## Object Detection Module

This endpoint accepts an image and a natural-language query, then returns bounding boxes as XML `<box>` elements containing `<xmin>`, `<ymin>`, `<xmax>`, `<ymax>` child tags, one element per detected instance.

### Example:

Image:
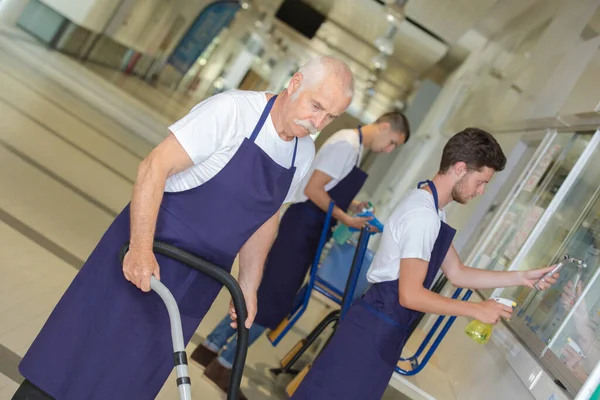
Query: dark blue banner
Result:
<box><xmin>168</xmin><ymin>0</ymin><xmax>240</xmax><ymax>74</ymax></box>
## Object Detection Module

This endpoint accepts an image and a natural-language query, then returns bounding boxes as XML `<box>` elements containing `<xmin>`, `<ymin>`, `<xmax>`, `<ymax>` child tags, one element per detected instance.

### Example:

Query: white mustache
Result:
<box><xmin>294</xmin><ymin>119</ymin><xmax>318</xmax><ymax>134</ymax></box>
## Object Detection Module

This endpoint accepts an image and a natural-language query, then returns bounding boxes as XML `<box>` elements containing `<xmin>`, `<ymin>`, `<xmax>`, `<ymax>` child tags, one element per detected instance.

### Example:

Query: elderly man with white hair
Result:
<box><xmin>13</xmin><ymin>55</ymin><xmax>355</xmax><ymax>400</ymax></box>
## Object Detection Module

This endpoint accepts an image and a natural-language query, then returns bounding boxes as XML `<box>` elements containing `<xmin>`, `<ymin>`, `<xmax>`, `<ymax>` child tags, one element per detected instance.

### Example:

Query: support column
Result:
<box><xmin>268</xmin><ymin>56</ymin><xmax>296</xmax><ymax>92</ymax></box>
<box><xmin>221</xmin><ymin>31</ymin><xmax>263</xmax><ymax>90</ymax></box>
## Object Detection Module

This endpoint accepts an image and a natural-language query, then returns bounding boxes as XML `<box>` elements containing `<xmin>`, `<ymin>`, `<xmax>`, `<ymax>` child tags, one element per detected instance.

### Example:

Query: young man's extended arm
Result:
<box><xmin>440</xmin><ymin>245</ymin><xmax>558</xmax><ymax>290</ymax></box>
<box><xmin>390</xmin><ymin>208</ymin><xmax>512</xmax><ymax>324</ymax></box>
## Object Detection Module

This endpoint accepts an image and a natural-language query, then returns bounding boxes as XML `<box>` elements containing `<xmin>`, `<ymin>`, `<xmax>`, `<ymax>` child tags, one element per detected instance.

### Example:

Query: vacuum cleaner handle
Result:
<box><xmin>120</xmin><ymin>241</ymin><xmax>248</xmax><ymax>400</ymax></box>
<box><xmin>148</xmin><ymin>275</ymin><xmax>192</xmax><ymax>400</ymax></box>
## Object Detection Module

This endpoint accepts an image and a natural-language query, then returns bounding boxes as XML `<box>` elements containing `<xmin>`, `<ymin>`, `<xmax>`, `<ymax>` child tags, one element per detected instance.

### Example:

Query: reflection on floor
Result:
<box><xmin>84</xmin><ymin>62</ymin><xmax>202</xmax><ymax>124</ymax></box>
<box><xmin>0</xmin><ymin>24</ymin><xmax>415</xmax><ymax>400</ymax></box>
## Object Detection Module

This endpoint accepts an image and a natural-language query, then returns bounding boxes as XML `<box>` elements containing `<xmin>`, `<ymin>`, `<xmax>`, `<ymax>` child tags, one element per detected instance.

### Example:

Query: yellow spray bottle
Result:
<box><xmin>465</xmin><ymin>297</ymin><xmax>517</xmax><ymax>344</ymax></box>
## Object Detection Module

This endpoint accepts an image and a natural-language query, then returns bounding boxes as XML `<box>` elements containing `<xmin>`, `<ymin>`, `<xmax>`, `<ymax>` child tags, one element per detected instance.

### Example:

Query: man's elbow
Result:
<box><xmin>398</xmin><ymin>289</ymin><xmax>415</xmax><ymax>309</ymax></box>
<box><xmin>444</xmin><ymin>267</ymin><xmax>466</xmax><ymax>288</ymax></box>
<box><xmin>304</xmin><ymin>185</ymin><xmax>320</xmax><ymax>203</ymax></box>
<box><xmin>138</xmin><ymin>150</ymin><xmax>170</xmax><ymax>182</ymax></box>
<box><xmin>303</xmin><ymin>184</ymin><xmax>314</xmax><ymax>198</ymax></box>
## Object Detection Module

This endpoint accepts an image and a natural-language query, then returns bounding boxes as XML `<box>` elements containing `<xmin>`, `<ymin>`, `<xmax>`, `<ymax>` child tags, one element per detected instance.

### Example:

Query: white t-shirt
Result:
<box><xmin>164</xmin><ymin>90</ymin><xmax>315</xmax><ymax>204</ymax></box>
<box><xmin>293</xmin><ymin>128</ymin><xmax>363</xmax><ymax>203</ymax></box>
<box><xmin>366</xmin><ymin>188</ymin><xmax>447</xmax><ymax>283</ymax></box>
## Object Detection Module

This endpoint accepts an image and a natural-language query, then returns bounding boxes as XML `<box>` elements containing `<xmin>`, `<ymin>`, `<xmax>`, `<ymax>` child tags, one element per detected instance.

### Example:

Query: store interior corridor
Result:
<box><xmin>3</xmin><ymin>0</ymin><xmax>600</xmax><ymax>398</ymax></box>
<box><xmin>0</xmin><ymin>22</ymin><xmax>420</xmax><ymax>400</ymax></box>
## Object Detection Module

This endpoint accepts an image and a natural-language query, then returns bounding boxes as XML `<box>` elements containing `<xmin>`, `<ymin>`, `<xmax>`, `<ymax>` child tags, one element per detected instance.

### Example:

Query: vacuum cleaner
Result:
<box><xmin>120</xmin><ymin>241</ymin><xmax>248</xmax><ymax>400</ymax></box>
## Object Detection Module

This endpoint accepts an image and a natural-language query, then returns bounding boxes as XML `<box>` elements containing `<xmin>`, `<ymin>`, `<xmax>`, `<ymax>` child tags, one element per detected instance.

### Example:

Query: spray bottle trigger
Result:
<box><xmin>492</xmin><ymin>297</ymin><xmax>517</xmax><ymax>308</ymax></box>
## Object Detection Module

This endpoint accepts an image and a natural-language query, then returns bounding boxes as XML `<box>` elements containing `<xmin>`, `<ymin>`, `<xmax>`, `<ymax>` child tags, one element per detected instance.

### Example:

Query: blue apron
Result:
<box><xmin>19</xmin><ymin>95</ymin><xmax>298</xmax><ymax>400</ymax></box>
<box><xmin>254</xmin><ymin>127</ymin><xmax>368</xmax><ymax>329</ymax></box>
<box><xmin>291</xmin><ymin>180</ymin><xmax>456</xmax><ymax>400</ymax></box>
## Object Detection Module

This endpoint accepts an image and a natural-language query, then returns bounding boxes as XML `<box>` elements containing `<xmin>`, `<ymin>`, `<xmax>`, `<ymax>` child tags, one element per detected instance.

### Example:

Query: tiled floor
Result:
<box><xmin>83</xmin><ymin>62</ymin><xmax>203</xmax><ymax>124</ymax></box>
<box><xmin>0</xmin><ymin>24</ymin><xmax>434</xmax><ymax>400</ymax></box>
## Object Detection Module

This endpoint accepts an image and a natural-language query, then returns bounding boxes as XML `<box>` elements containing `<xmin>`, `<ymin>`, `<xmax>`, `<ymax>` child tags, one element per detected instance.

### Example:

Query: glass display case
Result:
<box><xmin>467</xmin><ymin>130</ymin><xmax>596</xmax><ymax>299</ymax></box>
<box><xmin>468</xmin><ymin>129</ymin><xmax>600</xmax><ymax>398</ymax></box>
<box><xmin>458</xmin><ymin>131</ymin><xmax>547</xmax><ymax>259</ymax></box>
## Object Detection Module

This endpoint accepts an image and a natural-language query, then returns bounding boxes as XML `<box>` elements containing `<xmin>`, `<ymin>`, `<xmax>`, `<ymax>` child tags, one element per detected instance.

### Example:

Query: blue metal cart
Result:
<box><xmin>267</xmin><ymin>201</ymin><xmax>375</xmax><ymax>347</ymax></box>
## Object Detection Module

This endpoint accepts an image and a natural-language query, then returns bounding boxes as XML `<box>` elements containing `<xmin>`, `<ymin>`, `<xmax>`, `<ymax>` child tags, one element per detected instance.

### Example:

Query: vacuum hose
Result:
<box><xmin>120</xmin><ymin>241</ymin><xmax>248</xmax><ymax>400</ymax></box>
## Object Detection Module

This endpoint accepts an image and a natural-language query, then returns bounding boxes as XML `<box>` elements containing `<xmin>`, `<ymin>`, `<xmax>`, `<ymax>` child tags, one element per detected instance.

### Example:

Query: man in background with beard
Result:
<box><xmin>291</xmin><ymin>127</ymin><xmax>560</xmax><ymax>400</ymax></box>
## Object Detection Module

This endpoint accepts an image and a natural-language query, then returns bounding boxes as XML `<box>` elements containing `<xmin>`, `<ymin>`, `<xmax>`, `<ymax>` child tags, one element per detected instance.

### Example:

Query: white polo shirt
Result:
<box><xmin>366</xmin><ymin>188</ymin><xmax>447</xmax><ymax>283</ymax></box>
<box><xmin>293</xmin><ymin>128</ymin><xmax>363</xmax><ymax>203</ymax></box>
<box><xmin>164</xmin><ymin>89</ymin><xmax>315</xmax><ymax>204</ymax></box>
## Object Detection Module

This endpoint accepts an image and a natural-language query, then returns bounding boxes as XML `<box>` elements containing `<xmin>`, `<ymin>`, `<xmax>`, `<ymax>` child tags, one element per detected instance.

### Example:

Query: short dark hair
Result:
<box><xmin>376</xmin><ymin>111</ymin><xmax>411</xmax><ymax>143</ymax></box>
<box><xmin>439</xmin><ymin>127</ymin><xmax>506</xmax><ymax>173</ymax></box>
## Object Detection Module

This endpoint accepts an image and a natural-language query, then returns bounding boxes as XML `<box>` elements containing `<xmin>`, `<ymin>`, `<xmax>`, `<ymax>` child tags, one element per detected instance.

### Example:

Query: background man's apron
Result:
<box><xmin>254</xmin><ymin>128</ymin><xmax>368</xmax><ymax>329</ymax></box>
<box><xmin>18</xmin><ymin>95</ymin><xmax>298</xmax><ymax>400</ymax></box>
<box><xmin>291</xmin><ymin>180</ymin><xmax>456</xmax><ymax>400</ymax></box>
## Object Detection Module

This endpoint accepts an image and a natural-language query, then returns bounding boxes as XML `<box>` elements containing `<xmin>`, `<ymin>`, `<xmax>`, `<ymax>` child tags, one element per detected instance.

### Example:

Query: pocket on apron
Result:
<box><xmin>373</xmin><ymin>317</ymin><xmax>408</xmax><ymax>368</ymax></box>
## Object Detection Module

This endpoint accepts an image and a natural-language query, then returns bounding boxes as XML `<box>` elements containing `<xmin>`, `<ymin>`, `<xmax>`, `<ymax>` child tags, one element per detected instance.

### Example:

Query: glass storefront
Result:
<box><xmin>468</xmin><ymin>131</ymin><xmax>595</xmax><ymax>297</ymax></box>
<box><xmin>458</xmin><ymin>131</ymin><xmax>546</xmax><ymax>260</ymax></box>
<box><xmin>465</xmin><ymin>129</ymin><xmax>600</xmax><ymax>398</ymax></box>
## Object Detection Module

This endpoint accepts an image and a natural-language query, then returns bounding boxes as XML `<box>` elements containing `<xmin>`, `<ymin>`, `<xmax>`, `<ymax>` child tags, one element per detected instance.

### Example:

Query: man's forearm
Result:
<box><xmin>400</xmin><ymin>285</ymin><xmax>479</xmax><ymax>318</ymax></box>
<box><xmin>238</xmin><ymin>213</ymin><xmax>279</xmax><ymax>291</ymax></box>
<box><xmin>305</xmin><ymin>187</ymin><xmax>346</xmax><ymax>221</ymax></box>
<box><xmin>448</xmin><ymin>264</ymin><xmax>524</xmax><ymax>290</ymax></box>
<box><xmin>129</xmin><ymin>158</ymin><xmax>168</xmax><ymax>251</ymax></box>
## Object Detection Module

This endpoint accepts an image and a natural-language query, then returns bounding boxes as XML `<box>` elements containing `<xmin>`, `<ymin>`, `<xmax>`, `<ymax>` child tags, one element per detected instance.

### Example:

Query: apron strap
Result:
<box><xmin>356</xmin><ymin>125</ymin><xmax>364</xmax><ymax>167</ymax></box>
<box><xmin>417</xmin><ymin>180</ymin><xmax>439</xmax><ymax>211</ymax></box>
<box><xmin>249</xmin><ymin>94</ymin><xmax>277</xmax><ymax>142</ymax></box>
<box><xmin>291</xmin><ymin>137</ymin><xmax>298</xmax><ymax>168</ymax></box>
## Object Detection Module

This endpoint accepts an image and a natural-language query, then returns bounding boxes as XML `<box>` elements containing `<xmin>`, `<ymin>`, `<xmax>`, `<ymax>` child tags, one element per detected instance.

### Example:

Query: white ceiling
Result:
<box><xmin>404</xmin><ymin>0</ymin><xmax>500</xmax><ymax>43</ymax></box>
<box><xmin>241</xmin><ymin>0</ymin><xmax>551</xmax><ymax>119</ymax></box>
